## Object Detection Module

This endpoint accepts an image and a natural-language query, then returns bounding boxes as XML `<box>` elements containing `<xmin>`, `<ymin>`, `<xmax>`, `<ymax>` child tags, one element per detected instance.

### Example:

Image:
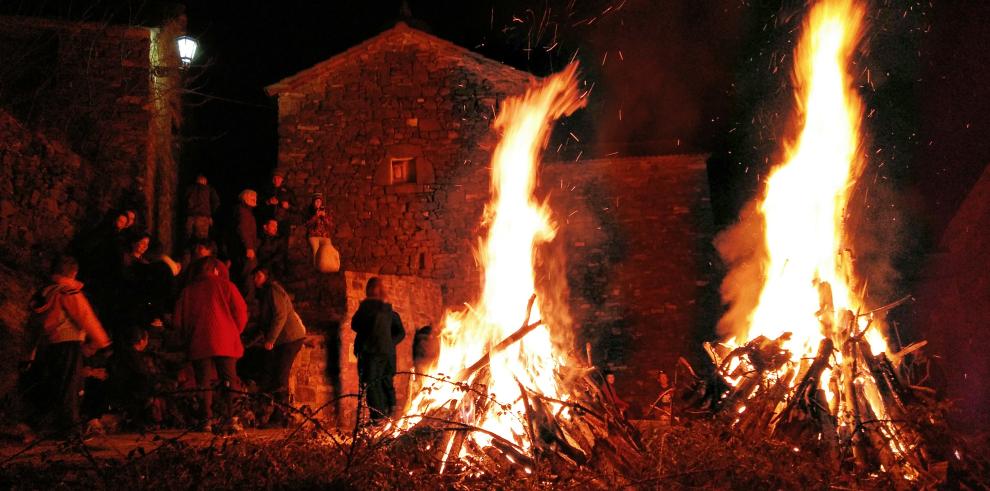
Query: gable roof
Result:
<box><xmin>265</xmin><ymin>21</ymin><xmax>534</xmax><ymax>95</ymax></box>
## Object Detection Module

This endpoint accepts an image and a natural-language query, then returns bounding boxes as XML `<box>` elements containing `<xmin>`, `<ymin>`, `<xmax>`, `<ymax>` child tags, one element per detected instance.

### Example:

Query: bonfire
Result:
<box><xmin>390</xmin><ymin>63</ymin><xmax>643</xmax><ymax>475</ymax></box>
<box><xmin>702</xmin><ymin>0</ymin><xmax>942</xmax><ymax>485</ymax></box>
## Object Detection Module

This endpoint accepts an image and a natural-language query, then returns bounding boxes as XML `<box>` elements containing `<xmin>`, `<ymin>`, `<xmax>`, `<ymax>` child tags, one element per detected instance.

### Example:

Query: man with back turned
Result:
<box><xmin>351</xmin><ymin>277</ymin><xmax>405</xmax><ymax>422</ymax></box>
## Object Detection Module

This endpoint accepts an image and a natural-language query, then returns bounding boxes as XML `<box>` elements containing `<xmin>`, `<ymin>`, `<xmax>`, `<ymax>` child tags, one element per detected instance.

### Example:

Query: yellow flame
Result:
<box><xmin>398</xmin><ymin>63</ymin><xmax>586</xmax><ymax>454</ymax></box>
<box><xmin>741</xmin><ymin>0</ymin><xmax>881</xmax><ymax>356</ymax></box>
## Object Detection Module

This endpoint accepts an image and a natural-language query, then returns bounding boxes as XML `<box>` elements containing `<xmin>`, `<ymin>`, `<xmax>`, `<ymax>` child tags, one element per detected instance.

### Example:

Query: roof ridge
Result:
<box><xmin>266</xmin><ymin>21</ymin><xmax>532</xmax><ymax>95</ymax></box>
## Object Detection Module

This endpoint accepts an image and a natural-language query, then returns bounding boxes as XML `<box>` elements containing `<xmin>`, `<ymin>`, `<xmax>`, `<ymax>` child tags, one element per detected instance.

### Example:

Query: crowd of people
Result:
<box><xmin>18</xmin><ymin>171</ymin><xmax>326</xmax><ymax>438</ymax></box>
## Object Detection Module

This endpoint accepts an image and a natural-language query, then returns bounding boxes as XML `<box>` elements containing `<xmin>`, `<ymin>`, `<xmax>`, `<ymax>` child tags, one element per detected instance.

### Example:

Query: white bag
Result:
<box><xmin>315</xmin><ymin>240</ymin><xmax>341</xmax><ymax>273</ymax></box>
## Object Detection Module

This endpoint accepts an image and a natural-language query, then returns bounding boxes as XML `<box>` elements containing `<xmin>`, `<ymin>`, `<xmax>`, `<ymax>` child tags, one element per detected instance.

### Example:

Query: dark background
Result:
<box><xmin>3</xmin><ymin>0</ymin><xmax>990</xmax><ymax>312</ymax></box>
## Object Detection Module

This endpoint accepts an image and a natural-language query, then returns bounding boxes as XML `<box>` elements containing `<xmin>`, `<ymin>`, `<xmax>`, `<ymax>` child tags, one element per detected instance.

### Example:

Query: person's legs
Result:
<box><xmin>213</xmin><ymin>357</ymin><xmax>241</xmax><ymax>423</ymax></box>
<box><xmin>48</xmin><ymin>342</ymin><xmax>84</xmax><ymax>433</ymax></box>
<box><xmin>193</xmin><ymin>216</ymin><xmax>212</xmax><ymax>240</ymax></box>
<box><xmin>307</xmin><ymin>236</ymin><xmax>321</xmax><ymax>263</ymax></box>
<box><xmin>192</xmin><ymin>358</ymin><xmax>216</xmax><ymax>422</ymax></box>
<box><xmin>382</xmin><ymin>355</ymin><xmax>397</xmax><ymax>416</ymax></box>
<box><xmin>362</xmin><ymin>354</ymin><xmax>389</xmax><ymax>421</ymax></box>
<box><xmin>268</xmin><ymin>340</ymin><xmax>303</xmax><ymax>425</ymax></box>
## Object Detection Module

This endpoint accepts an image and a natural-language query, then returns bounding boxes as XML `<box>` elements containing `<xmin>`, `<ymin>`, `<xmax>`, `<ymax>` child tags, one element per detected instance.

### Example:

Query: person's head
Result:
<box><xmin>262</xmin><ymin>219</ymin><xmax>278</xmax><ymax>237</ymax></box>
<box><xmin>124</xmin><ymin>209</ymin><xmax>137</xmax><ymax>228</ymax></box>
<box><xmin>128</xmin><ymin>327</ymin><xmax>149</xmax><ymax>352</ymax></box>
<box><xmin>130</xmin><ymin>233</ymin><xmax>151</xmax><ymax>257</ymax></box>
<box><xmin>196</xmin><ymin>174</ymin><xmax>208</xmax><ymax>185</ymax></box>
<box><xmin>272</xmin><ymin>172</ymin><xmax>284</xmax><ymax>188</ymax></box>
<box><xmin>52</xmin><ymin>255</ymin><xmax>79</xmax><ymax>279</ymax></box>
<box><xmin>658</xmin><ymin>371</ymin><xmax>669</xmax><ymax>387</ymax></box>
<box><xmin>113</xmin><ymin>211</ymin><xmax>129</xmax><ymax>231</ymax></box>
<box><xmin>252</xmin><ymin>267</ymin><xmax>269</xmax><ymax>289</ymax></box>
<box><xmin>191</xmin><ymin>257</ymin><xmax>224</xmax><ymax>279</ymax></box>
<box><xmin>240</xmin><ymin>189</ymin><xmax>257</xmax><ymax>207</ymax></box>
<box><xmin>604</xmin><ymin>370</ymin><xmax>616</xmax><ymax>385</ymax></box>
<box><xmin>191</xmin><ymin>239</ymin><xmax>213</xmax><ymax>260</ymax></box>
<box><xmin>311</xmin><ymin>193</ymin><xmax>323</xmax><ymax>210</ymax></box>
<box><xmin>365</xmin><ymin>277</ymin><xmax>384</xmax><ymax>300</ymax></box>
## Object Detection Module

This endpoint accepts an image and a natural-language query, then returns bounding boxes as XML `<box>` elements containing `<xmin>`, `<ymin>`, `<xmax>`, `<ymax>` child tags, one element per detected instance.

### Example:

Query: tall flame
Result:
<box><xmin>397</xmin><ymin>63</ymin><xmax>586</xmax><ymax>458</ymax></box>
<box><xmin>715</xmin><ymin>0</ymin><xmax>923</xmax><ymax>477</ymax></box>
<box><xmin>738</xmin><ymin>0</ymin><xmax>886</xmax><ymax>365</ymax></box>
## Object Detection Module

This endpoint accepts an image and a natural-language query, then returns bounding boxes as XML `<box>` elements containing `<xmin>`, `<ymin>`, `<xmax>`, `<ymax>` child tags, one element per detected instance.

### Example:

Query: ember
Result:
<box><xmin>703</xmin><ymin>0</ymin><xmax>941</xmax><ymax>484</ymax></box>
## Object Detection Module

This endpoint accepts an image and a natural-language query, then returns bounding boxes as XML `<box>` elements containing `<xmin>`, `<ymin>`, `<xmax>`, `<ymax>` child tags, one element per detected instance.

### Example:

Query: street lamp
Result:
<box><xmin>176</xmin><ymin>35</ymin><xmax>199</xmax><ymax>67</ymax></box>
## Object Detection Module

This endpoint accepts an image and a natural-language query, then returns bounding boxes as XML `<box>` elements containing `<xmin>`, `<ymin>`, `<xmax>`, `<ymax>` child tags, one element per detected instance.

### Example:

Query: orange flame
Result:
<box><xmin>397</xmin><ymin>63</ymin><xmax>586</xmax><ymax>459</ymax></box>
<box><xmin>732</xmin><ymin>0</ymin><xmax>887</xmax><ymax>370</ymax></box>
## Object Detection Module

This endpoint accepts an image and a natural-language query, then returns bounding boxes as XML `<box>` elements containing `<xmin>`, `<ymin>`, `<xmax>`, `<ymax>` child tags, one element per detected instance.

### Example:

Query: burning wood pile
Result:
<box><xmin>388</xmin><ymin>63</ymin><xmax>643</xmax><ymax>477</ymax></box>
<box><xmin>695</xmin><ymin>0</ymin><xmax>945</xmax><ymax>485</ymax></box>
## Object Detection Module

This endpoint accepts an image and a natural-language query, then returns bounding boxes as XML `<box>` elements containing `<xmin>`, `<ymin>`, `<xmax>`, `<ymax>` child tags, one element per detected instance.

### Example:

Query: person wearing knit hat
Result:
<box><xmin>305</xmin><ymin>193</ymin><xmax>339</xmax><ymax>273</ymax></box>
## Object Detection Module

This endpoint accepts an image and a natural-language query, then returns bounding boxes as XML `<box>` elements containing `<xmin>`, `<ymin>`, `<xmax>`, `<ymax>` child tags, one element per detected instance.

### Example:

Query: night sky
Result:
<box><xmin>4</xmin><ymin>0</ymin><xmax>990</xmax><ymax>276</ymax></box>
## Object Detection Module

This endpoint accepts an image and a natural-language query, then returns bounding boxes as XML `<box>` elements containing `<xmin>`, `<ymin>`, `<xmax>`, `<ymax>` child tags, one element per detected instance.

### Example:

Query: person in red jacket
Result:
<box><xmin>173</xmin><ymin>257</ymin><xmax>248</xmax><ymax>431</ymax></box>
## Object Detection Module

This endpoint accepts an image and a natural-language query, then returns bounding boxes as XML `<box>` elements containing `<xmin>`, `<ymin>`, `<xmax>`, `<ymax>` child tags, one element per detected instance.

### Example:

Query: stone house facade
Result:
<box><xmin>266</xmin><ymin>23</ymin><xmax>718</xmax><ymax>418</ymax></box>
<box><xmin>266</xmin><ymin>21</ymin><xmax>534</xmax><ymax>309</ymax></box>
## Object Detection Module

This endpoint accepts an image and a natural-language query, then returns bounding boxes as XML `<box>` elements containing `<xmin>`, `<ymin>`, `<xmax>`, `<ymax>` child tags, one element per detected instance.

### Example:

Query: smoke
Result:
<box><xmin>713</xmin><ymin>199</ymin><xmax>768</xmax><ymax>341</ymax></box>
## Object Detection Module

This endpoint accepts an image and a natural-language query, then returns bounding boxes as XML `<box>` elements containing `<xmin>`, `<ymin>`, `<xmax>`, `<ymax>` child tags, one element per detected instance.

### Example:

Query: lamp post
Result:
<box><xmin>175</xmin><ymin>35</ymin><xmax>199</xmax><ymax>67</ymax></box>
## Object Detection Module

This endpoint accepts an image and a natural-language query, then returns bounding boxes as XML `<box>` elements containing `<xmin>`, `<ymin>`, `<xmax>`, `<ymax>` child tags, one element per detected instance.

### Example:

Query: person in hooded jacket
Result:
<box><xmin>350</xmin><ymin>277</ymin><xmax>405</xmax><ymax>421</ymax></box>
<box><xmin>173</xmin><ymin>257</ymin><xmax>248</xmax><ymax>431</ymax></box>
<box><xmin>22</xmin><ymin>255</ymin><xmax>112</xmax><ymax>434</ymax></box>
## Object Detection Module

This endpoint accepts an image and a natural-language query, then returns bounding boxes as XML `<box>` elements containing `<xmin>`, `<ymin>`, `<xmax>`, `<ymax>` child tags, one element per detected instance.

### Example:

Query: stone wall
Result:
<box><xmin>0</xmin><ymin>109</ymin><xmax>89</xmax><ymax>272</ymax></box>
<box><xmin>0</xmin><ymin>15</ymin><xmax>183</xmax><ymax>251</ymax></box>
<box><xmin>270</xmin><ymin>23</ymin><xmax>532</xmax><ymax>308</ymax></box>
<box><xmin>539</xmin><ymin>155</ymin><xmax>718</xmax><ymax>415</ymax></box>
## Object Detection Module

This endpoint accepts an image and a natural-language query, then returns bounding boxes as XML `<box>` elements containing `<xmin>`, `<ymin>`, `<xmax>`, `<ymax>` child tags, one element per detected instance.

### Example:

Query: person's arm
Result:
<box><xmin>391</xmin><ymin>311</ymin><xmax>406</xmax><ymax>345</ymax></box>
<box><xmin>210</xmin><ymin>187</ymin><xmax>221</xmax><ymax>215</ymax></box>
<box><xmin>229</xmin><ymin>283</ymin><xmax>249</xmax><ymax>333</ymax></box>
<box><xmin>62</xmin><ymin>291</ymin><xmax>111</xmax><ymax>350</ymax></box>
<box><xmin>264</xmin><ymin>286</ymin><xmax>290</xmax><ymax>348</ymax></box>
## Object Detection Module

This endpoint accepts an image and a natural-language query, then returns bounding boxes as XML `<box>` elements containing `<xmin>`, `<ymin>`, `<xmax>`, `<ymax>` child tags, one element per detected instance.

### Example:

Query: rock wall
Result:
<box><xmin>539</xmin><ymin>155</ymin><xmax>718</xmax><ymax>415</ymax></box>
<box><xmin>0</xmin><ymin>109</ymin><xmax>89</xmax><ymax>272</ymax></box>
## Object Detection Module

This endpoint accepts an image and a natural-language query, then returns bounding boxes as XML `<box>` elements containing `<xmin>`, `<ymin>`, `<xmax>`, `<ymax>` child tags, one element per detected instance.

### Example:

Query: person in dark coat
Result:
<box><xmin>259</xmin><ymin>170</ymin><xmax>294</xmax><ymax>223</ymax></box>
<box><xmin>229</xmin><ymin>189</ymin><xmax>258</xmax><ymax>294</ymax></box>
<box><xmin>256</xmin><ymin>219</ymin><xmax>288</xmax><ymax>279</ymax></box>
<box><xmin>351</xmin><ymin>277</ymin><xmax>405</xmax><ymax>421</ymax></box>
<box><xmin>252</xmin><ymin>267</ymin><xmax>306</xmax><ymax>426</ymax></box>
<box><xmin>183</xmin><ymin>174</ymin><xmax>220</xmax><ymax>242</ymax></box>
<box><xmin>173</xmin><ymin>257</ymin><xmax>248</xmax><ymax>431</ymax></box>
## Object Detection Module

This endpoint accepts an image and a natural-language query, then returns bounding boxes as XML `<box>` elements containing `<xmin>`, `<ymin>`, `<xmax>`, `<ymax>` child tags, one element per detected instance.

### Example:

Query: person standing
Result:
<box><xmin>252</xmin><ymin>267</ymin><xmax>306</xmax><ymax>426</ymax></box>
<box><xmin>351</xmin><ymin>277</ymin><xmax>405</xmax><ymax>421</ymax></box>
<box><xmin>230</xmin><ymin>189</ymin><xmax>259</xmax><ymax>292</ymax></box>
<box><xmin>256</xmin><ymin>219</ymin><xmax>288</xmax><ymax>279</ymax></box>
<box><xmin>183</xmin><ymin>174</ymin><xmax>220</xmax><ymax>242</ymax></box>
<box><xmin>23</xmin><ymin>255</ymin><xmax>112</xmax><ymax>435</ymax></box>
<box><xmin>259</xmin><ymin>170</ymin><xmax>294</xmax><ymax>224</ymax></box>
<box><xmin>173</xmin><ymin>257</ymin><xmax>248</xmax><ymax>432</ymax></box>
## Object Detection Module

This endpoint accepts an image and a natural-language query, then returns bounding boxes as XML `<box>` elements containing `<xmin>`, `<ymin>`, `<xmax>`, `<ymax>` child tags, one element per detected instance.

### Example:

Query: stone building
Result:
<box><xmin>266</xmin><ymin>22</ymin><xmax>718</xmax><ymax>422</ymax></box>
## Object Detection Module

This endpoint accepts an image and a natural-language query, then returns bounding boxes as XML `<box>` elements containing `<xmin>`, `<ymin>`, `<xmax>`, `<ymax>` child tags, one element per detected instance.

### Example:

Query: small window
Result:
<box><xmin>390</xmin><ymin>157</ymin><xmax>417</xmax><ymax>184</ymax></box>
